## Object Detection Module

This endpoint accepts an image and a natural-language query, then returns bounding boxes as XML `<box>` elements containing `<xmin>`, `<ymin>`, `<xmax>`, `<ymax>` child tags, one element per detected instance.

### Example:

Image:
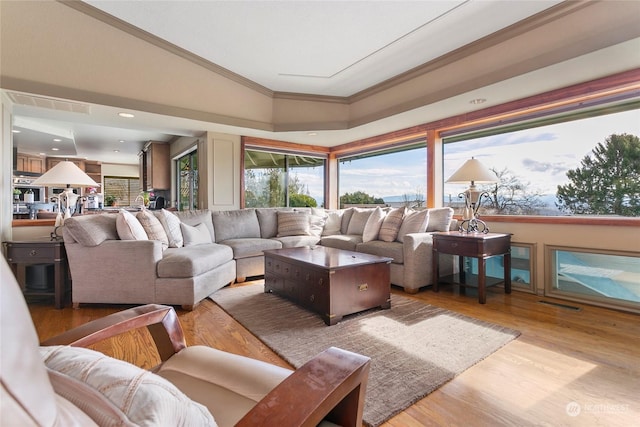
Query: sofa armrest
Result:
<box><xmin>237</xmin><ymin>347</ymin><xmax>370</xmax><ymax>427</ymax></box>
<box><xmin>41</xmin><ymin>304</ymin><xmax>187</xmax><ymax>362</ymax></box>
<box><xmin>402</xmin><ymin>233</ymin><xmax>435</xmax><ymax>289</ymax></box>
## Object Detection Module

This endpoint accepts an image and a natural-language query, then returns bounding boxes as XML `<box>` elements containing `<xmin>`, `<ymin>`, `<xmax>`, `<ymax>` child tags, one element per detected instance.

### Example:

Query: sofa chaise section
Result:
<box><xmin>63</xmin><ymin>213</ymin><xmax>235</xmax><ymax>310</ymax></box>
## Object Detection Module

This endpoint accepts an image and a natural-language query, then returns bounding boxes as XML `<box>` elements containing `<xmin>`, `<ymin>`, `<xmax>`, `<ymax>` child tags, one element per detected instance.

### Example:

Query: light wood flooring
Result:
<box><xmin>29</xmin><ymin>282</ymin><xmax>639</xmax><ymax>426</ymax></box>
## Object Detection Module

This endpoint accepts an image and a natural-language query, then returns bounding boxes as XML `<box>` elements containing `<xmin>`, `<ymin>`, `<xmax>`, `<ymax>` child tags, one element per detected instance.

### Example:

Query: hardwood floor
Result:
<box><xmin>29</xmin><ymin>282</ymin><xmax>639</xmax><ymax>426</ymax></box>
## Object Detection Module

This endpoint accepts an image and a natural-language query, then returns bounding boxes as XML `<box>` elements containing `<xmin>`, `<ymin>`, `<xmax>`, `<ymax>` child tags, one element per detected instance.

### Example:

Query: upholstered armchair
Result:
<box><xmin>1</xmin><ymin>257</ymin><xmax>370</xmax><ymax>426</ymax></box>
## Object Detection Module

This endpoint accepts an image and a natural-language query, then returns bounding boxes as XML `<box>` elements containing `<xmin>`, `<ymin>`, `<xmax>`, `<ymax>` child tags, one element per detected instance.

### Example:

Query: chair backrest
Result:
<box><xmin>0</xmin><ymin>256</ymin><xmax>96</xmax><ymax>426</ymax></box>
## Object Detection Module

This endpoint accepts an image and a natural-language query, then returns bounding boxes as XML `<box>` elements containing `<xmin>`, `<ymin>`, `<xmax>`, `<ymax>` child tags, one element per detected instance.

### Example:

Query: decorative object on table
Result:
<box><xmin>446</xmin><ymin>157</ymin><xmax>498</xmax><ymax>233</ymax></box>
<box><xmin>32</xmin><ymin>160</ymin><xmax>100</xmax><ymax>239</ymax></box>
<box><xmin>24</xmin><ymin>189</ymin><xmax>34</xmax><ymax>204</ymax></box>
<box><xmin>13</xmin><ymin>188</ymin><xmax>21</xmax><ymax>202</ymax></box>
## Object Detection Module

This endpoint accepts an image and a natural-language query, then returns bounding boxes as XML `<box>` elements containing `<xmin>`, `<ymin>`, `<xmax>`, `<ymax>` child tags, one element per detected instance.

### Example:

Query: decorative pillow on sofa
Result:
<box><xmin>309</xmin><ymin>214</ymin><xmax>326</xmax><ymax>237</ymax></box>
<box><xmin>181</xmin><ymin>223</ymin><xmax>213</xmax><ymax>246</ymax></box>
<box><xmin>320</xmin><ymin>210</ymin><xmax>343</xmax><ymax>236</ymax></box>
<box><xmin>40</xmin><ymin>346</ymin><xmax>216</xmax><ymax>426</ymax></box>
<box><xmin>426</xmin><ymin>207</ymin><xmax>455</xmax><ymax>232</ymax></box>
<box><xmin>396</xmin><ymin>209</ymin><xmax>430</xmax><ymax>243</ymax></box>
<box><xmin>155</xmin><ymin>209</ymin><xmax>184</xmax><ymax>248</ymax></box>
<box><xmin>378</xmin><ymin>207</ymin><xmax>405</xmax><ymax>242</ymax></box>
<box><xmin>137</xmin><ymin>209</ymin><xmax>169</xmax><ymax>249</ymax></box>
<box><xmin>346</xmin><ymin>208</ymin><xmax>374</xmax><ymax>235</ymax></box>
<box><xmin>116</xmin><ymin>209</ymin><xmax>148</xmax><ymax>241</ymax></box>
<box><xmin>362</xmin><ymin>207</ymin><xmax>385</xmax><ymax>242</ymax></box>
<box><xmin>277</xmin><ymin>211</ymin><xmax>310</xmax><ymax>237</ymax></box>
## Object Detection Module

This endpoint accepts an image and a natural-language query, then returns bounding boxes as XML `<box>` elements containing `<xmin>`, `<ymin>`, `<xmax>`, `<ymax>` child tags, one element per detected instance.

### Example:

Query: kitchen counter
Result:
<box><xmin>12</xmin><ymin>219</ymin><xmax>56</xmax><ymax>227</ymax></box>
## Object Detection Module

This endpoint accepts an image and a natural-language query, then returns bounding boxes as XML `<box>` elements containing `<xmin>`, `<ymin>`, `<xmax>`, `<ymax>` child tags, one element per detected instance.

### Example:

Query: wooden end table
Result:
<box><xmin>4</xmin><ymin>240</ymin><xmax>70</xmax><ymax>309</ymax></box>
<box><xmin>432</xmin><ymin>231</ymin><xmax>511</xmax><ymax>304</ymax></box>
<box><xmin>264</xmin><ymin>246</ymin><xmax>392</xmax><ymax>325</ymax></box>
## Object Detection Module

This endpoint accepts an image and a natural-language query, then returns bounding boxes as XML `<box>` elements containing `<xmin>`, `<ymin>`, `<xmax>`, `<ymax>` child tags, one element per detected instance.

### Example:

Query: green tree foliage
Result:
<box><xmin>482</xmin><ymin>167</ymin><xmax>545</xmax><ymax>214</ymax></box>
<box><xmin>244</xmin><ymin>168</ymin><xmax>317</xmax><ymax>207</ymax></box>
<box><xmin>340</xmin><ymin>191</ymin><xmax>384</xmax><ymax>208</ymax></box>
<box><xmin>556</xmin><ymin>133</ymin><xmax>640</xmax><ymax>216</ymax></box>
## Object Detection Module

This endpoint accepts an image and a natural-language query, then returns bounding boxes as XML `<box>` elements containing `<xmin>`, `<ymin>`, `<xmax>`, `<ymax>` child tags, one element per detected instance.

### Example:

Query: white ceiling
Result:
<box><xmin>7</xmin><ymin>0</ymin><xmax>639</xmax><ymax>166</ymax></box>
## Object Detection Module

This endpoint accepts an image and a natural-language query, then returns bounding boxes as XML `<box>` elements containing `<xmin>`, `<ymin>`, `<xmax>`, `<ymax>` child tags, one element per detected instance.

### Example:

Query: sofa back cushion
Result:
<box><xmin>64</xmin><ymin>214</ymin><xmax>118</xmax><ymax>247</ymax></box>
<box><xmin>256</xmin><ymin>208</ymin><xmax>291</xmax><ymax>238</ymax></box>
<box><xmin>212</xmin><ymin>209</ymin><xmax>260</xmax><ymax>242</ymax></box>
<box><xmin>174</xmin><ymin>210</ymin><xmax>216</xmax><ymax>242</ymax></box>
<box><xmin>425</xmin><ymin>207</ymin><xmax>454</xmax><ymax>232</ymax></box>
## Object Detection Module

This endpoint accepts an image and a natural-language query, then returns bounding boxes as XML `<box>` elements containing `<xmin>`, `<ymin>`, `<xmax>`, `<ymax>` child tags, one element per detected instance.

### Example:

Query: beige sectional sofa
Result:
<box><xmin>63</xmin><ymin>206</ymin><xmax>457</xmax><ymax>310</ymax></box>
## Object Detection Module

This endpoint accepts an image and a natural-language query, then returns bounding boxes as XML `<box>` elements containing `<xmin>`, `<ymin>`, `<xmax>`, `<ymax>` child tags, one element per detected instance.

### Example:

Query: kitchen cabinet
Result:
<box><xmin>83</xmin><ymin>160</ymin><xmax>102</xmax><ymax>187</ymax></box>
<box><xmin>140</xmin><ymin>142</ymin><xmax>170</xmax><ymax>190</ymax></box>
<box><xmin>16</xmin><ymin>153</ymin><xmax>46</xmax><ymax>174</ymax></box>
<box><xmin>46</xmin><ymin>157</ymin><xmax>85</xmax><ymax>172</ymax></box>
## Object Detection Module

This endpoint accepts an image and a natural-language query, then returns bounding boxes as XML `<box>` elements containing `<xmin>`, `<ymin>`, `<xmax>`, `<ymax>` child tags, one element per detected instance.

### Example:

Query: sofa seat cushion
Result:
<box><xmin>157</xmin><ymin>244</ymin><xmax>233</xmax><ymax>278</ymax></box>
<box><xmin>319</xmin><ymin>234</ymin><xmax>362</xmax><ymax>252</ymax></box>
<box><xmin>220</xmin><ymin>238</ymin><xmax>282</xmax><ymax>259</ymax></box>
<box><xmin>356</xmin><ymin>240</ymin><xmax>404</xmax><ymax>264</ymax></box>
<box><xmin>273</xmin><ymin>235</ymin><xmax>321</xmax><ymax>248</ymax></box>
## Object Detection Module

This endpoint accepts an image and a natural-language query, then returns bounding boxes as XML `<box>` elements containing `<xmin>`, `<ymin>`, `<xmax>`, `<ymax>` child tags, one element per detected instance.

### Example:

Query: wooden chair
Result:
<box><xmin>1</xmin><ymin>256</ymin><xmax>370</xmax><ymax>426</ymax></box>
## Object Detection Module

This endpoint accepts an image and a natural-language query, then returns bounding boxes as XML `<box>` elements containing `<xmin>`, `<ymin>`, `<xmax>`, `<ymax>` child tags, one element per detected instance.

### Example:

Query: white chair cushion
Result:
<box><xmin>40</xmin><ymin>346</ymin><xmax>216</xmax><ymax>427</ymax></box>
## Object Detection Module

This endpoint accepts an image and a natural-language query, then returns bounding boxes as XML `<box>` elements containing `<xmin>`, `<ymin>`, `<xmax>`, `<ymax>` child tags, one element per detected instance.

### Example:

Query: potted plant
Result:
<box><xmin>104</xmin><ymin>195</ymin><xmax>117</xmax><ymax>207</ymax></box>
<box><xmin>13</xmin><ymin>188</ymin><xmax>21</xmax><ymax>202</ymax></box>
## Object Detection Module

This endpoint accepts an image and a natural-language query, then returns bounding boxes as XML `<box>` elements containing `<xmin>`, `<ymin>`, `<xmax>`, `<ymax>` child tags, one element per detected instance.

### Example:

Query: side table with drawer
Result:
<box><xmin>3</xmin><ymin>240</ymin><xmax>69</xmax><ymax>309</ymax></box>
<box><xmin>432</xmin><ymin>231</ymin><xmax>511</xmax><ymax>304</ymax></box>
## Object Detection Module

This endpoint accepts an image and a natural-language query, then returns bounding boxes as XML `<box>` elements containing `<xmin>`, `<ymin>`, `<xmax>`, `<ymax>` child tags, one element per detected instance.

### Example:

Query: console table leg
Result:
<box><xmin>478</xmin><ymin>257</ymin><xmax>487</xmax><ymax>304</ymax></box>
<box><xmin>504</xmin><ymin>252</ymin><xmax>512</xmax><ymax>294</ymax></box>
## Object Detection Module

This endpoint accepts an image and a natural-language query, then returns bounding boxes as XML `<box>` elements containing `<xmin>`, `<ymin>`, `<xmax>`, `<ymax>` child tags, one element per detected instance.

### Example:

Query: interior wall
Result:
<box><xmin>488</xmin><ymin>221</ymin><xmax>640</xmax><ymax>297</ymax></box>
<box><xmin>1</xmin><ymin>93</ymin><xmax>13</xmax><ymax>242</ymax></box>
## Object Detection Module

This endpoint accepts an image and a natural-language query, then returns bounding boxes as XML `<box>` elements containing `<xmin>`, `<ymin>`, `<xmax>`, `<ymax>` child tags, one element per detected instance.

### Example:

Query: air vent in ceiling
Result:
<box><xmin>7</xmin><ymin>92</ymin><xmax>91</xmax><ymax>115</ymax></box>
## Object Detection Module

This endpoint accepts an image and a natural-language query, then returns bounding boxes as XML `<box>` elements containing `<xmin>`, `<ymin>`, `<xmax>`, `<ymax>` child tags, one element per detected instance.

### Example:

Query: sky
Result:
<box><xmin>289</xmin><ymin>108</ymin><xmax>640</xmax><ymax>205</ymax></box>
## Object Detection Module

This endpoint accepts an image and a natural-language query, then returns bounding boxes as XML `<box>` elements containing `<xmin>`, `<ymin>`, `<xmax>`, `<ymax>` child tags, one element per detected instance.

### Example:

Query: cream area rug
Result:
<box><xmin>210</xmin><ymin>284</ymin><xmax>520</xmax><ymax>427</ymax></box>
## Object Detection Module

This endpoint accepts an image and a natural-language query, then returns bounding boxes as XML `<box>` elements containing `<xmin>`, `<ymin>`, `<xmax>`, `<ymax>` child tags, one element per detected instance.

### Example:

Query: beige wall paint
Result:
<box><xmin>202</xmin><ymin>132</ymin><xmax>241</xmax><ymax>211</ymax></box>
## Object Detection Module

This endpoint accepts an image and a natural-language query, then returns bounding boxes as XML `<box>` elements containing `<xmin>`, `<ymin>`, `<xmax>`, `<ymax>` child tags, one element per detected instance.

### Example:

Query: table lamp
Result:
<box><xmin>446</xmin><ymin>157</ymin><xmax>498</xmax><ymax>233</ymax></box>
<box><xmin>32</xmin><ymin>160</ymin><xmax>100</xmax><ymax>236</ymax></box>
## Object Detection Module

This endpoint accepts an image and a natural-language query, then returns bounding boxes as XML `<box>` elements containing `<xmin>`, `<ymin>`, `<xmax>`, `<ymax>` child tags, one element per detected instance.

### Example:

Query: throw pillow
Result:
<box><xmin>181</xmin><ymin>223</ymin><xmax>213</xmax><ymax>246</ymax></box>
<box><xmin>346</xmin><ymin>208</ymin><xmax>374</xmax><ymax>235</ymax></box>
<box><xmin>396</xmin><ymin>209</ymin><xmax>430</xmax><ymax>243</ymax></box>
<box><xmin>309</xmin><ymin>214</ymin><xmax>326</xmax><ymax>238</ymax></box>
<box><xmin>321</xmin><ymin>210</ymin><xmax>343</xmax><ymax>236</ymax></box>
<box><xmin>361</xmin><ymin>207</ymin><xmax>385</xmax><ymax>242</ymax></box>
<box><xmin>426</xmin><ymin>207</ymin><xmax>455</xmax><ymax>232</ymax></box>
<box><xmin>137</xmin><ymin>209</ymin><xmax>169</xmax><ymax>249</ymax></box>
<box><xmin>41</xmin><ymin>346</ymin><xmax>216</xmax><ymax>426</ymax></box>
<box><xmin>116</xmin><ymin>209</ymin><xmax>148</xmax><ymax>241</ymax></box>
<box><xmin>155</xmin><ymin>209</ymin><xmax>184</xmax><ymax>248</ymax></box>
<box><xmin>277</xmin><ymin>211</ymin><xmax>311</xmax><ymax>237</ymax></box>
<box><xmin>379</xmin><ymin>207</ymin><xmax>405</xmax><ymax>242</ymax></box>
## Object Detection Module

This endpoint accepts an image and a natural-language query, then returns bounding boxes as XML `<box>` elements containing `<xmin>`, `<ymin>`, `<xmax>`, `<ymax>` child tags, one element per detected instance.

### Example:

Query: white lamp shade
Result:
<box><xmin>446</xmin><ymin>158</ymin><xmax>498</xmax><ymax>184</ymax></box>
<box><xmin>32</xmin><ymin>160</ymin><xmax>100</xmax><ymax>187</ymax></box>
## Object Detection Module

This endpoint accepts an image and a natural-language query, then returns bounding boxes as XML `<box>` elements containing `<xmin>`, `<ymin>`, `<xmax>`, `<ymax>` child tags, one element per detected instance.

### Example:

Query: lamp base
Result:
<box><xmin>458</xmin><ymin>217</ymin><xmax>490</xmax><ymax>234</ymax></box>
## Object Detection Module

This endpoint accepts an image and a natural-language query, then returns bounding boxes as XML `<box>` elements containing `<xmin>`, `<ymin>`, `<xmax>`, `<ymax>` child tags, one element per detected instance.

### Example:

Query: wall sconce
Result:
<box><xmin>446</xmin><ymin>157</ymin><xmax>498</xmax><ymax>233</ymax></box>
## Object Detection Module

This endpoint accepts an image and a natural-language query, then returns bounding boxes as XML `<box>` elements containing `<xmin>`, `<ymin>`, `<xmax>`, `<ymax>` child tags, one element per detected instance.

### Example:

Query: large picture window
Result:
<box><xmin>338</xmin><ymin>143</ymin><xmax>427</xmax><ymax>208</ymax></box>
<box><xmin>443</xmin><ymin>107</ymin><xmax>640</xmax><ymax>216</ymax></box>
<box><xmin>244</xmin><ymin>148</ymin><xmax>325</xmax><ymax>208</ymax></box>
<box><xmin>103</xmin><ymin>176</ymin><xmax>139</xmax><ymax>207</ymax></box>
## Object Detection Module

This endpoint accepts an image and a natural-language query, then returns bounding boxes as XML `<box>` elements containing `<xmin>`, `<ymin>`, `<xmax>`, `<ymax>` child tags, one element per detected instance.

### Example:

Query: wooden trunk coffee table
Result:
<box><xmin>264</xmin><ymin>246</ymin><xmax>392</xmax><ymax>325</ymax></box>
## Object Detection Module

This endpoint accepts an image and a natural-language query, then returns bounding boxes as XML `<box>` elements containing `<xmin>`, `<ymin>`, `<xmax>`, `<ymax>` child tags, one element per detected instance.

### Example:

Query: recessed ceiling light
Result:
<box><xmin>12</xmin><ymin>129</ymin><xmax>20</xmax><ymax>133</ymax></box>
<box><xmin>119</xmin><ymin>140</ymin><xmax>125</xmax><ymax>143</ymax></box>
<box><xmin>53</xmin><ymin>138</ymin><xmax>62</xmax><ymax>142</ymax></box>
<box><xmin>39</xmin><ymin>153</ymin><xmax>46</xmax><ymax>156</ymax></box>
<box><xmin>118</xmin><ymin>112</ymin><xmax>135</xmax><ymax>118</ymax></box>
<box><xmin>307</xmin><ymin>132</ymin><xmax>318</xmax><ymax>136</ymax></box>
<box><xmin>51</xmin><ymin>147</ymin><xmax>59</xmax><ymax>151</ymax></box>
<box><xmin>113</xmin><ymin>149</ymin><xmax>120</xmax><ymax>153</ymax></box>
<box><xmin>469</xmin><ymin>98</ymin><xmax>487</xmax><ymax>105</ymax></box>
